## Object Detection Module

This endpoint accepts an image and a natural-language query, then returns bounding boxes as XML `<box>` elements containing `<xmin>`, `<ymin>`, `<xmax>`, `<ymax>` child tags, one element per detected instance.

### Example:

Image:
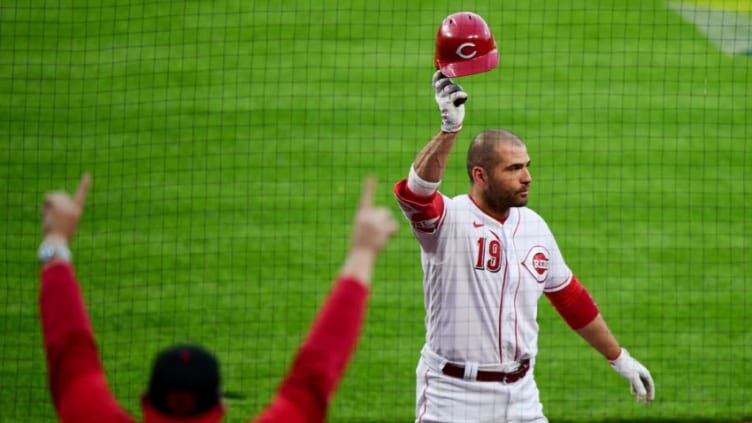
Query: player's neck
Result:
<box><xmin>468</xmin><ymin>193</ymin><xmax>510</xmax><ymax>223</ymax></box>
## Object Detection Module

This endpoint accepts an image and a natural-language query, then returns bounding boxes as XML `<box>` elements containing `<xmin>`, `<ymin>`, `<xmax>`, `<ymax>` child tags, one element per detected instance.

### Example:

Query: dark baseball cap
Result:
<box><xmin>145</xmin><ymin>344</ymin><xmax>223</xmax><ymax>419</ymax></box>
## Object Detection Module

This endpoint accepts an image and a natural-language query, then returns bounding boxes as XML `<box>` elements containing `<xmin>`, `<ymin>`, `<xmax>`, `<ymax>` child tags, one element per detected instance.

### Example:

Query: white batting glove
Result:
<box><xmin>433</xmin><ymin>71</ymin><xmax>467</xmax><ymax>133</ymax></box>
<box><xmin>610</xmin><ymin>348</ymin><xmax>655</xmax><ymax>405</ymax></box>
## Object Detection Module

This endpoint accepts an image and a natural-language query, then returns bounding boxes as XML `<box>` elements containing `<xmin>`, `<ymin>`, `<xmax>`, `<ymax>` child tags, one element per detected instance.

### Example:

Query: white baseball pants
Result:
<box><xmin>415</xmin><ymin>346</ymin><xmax>547</xmax><ymax>423</ymax></box>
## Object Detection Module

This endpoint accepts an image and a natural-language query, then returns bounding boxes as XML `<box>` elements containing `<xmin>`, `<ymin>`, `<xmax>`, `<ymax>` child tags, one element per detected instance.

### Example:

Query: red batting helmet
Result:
<box><xmin>434</xmin><ymin>12</ymin><xmax>499</xmax><ymax>77</ymax></box>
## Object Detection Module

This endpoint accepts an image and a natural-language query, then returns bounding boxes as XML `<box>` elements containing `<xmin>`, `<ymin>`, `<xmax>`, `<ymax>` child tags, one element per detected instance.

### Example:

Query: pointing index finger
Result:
<box><xmin>359</xmin><ymin>177</ymin><xmax>375</xmax><ymax>210</ymax></box>
<box><xmin>74</xmin><ymin>173</ymin><xmax>92</xmax><ymax>208</ymax></box>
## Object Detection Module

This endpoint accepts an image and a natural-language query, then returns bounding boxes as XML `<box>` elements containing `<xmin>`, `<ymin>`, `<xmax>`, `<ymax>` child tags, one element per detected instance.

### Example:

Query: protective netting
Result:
<box><xmin>1</xmin><ymin>1</ymin><xmax>750</xmax><ymax>421</ymax></box>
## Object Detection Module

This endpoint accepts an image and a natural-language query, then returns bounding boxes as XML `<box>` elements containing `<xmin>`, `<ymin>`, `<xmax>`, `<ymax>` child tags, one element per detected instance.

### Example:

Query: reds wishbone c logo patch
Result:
<box><xmin>523</xmin><ymin>246</ymin><xmax>550</xmax><ymax>283</ymax></box>
<box><xmin>456</xmin><ymin>42</ymin><xmax>478</xmax><ymax>59</ymax></box>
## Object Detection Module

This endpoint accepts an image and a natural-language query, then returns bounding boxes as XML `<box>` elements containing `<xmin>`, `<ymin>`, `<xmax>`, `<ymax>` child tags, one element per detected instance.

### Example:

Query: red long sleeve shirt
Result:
<box><xmin>40</xmin><ymin>262</ymin><xmax>369</xmax><ymax>423</ymax></box>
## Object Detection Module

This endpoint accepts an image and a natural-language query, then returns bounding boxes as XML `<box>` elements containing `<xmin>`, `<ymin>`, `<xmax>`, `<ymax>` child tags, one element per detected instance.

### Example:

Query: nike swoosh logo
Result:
<box><xmin>473</xmin><ymin>222</ymin><xmax>484</xmax><ymax>228</ymax></box>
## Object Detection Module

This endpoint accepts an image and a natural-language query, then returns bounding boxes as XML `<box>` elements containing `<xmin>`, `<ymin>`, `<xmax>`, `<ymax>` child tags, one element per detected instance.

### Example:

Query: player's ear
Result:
<box><xmin>471</xmin><ymin>166</ymin><xmax>487</xmax><ymax>186</ymax></box>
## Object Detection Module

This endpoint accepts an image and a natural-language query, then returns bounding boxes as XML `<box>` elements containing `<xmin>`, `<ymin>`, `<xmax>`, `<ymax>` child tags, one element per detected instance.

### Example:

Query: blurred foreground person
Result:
<box><xmin>39</xmin><ymin>174</ymin><xmax>398</xmax><ymax>422</ymax></box>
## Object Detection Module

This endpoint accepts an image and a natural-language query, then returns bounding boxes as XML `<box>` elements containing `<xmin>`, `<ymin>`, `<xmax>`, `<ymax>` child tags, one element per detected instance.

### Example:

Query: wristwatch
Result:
<box><xmin>38</xmin><ymin>242</ymin><xmax>72</xmax><ymax>264</ymax></box>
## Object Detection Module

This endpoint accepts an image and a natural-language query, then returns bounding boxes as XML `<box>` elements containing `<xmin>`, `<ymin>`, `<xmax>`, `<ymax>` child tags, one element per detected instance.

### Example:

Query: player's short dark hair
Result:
<box><xmin>466</xmin><ymin>128</ymin><xmax>525</xmax><ymax>183</ymax></box>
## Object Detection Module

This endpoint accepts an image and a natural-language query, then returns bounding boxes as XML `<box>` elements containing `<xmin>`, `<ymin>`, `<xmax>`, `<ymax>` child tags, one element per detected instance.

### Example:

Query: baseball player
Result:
<box><xmin>38</xmin><ymin>174</ymin><xmax>398</xmax><ymax>423</ymax></box>
<box><xmin>393</xmin><ymin>72</ymin><xmax>655</xmax><ymax>422</ymax></box>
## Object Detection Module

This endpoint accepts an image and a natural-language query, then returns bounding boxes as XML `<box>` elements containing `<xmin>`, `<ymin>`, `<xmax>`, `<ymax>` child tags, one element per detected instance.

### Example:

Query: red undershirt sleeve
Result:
<box><xmin>40</xmin><ymin>262</ymin><xmax>134</xmax><ymax>423</ymax></box>
<box><xmin>252</xmin><ymin>277</ymin><xmax>369</xmax><ymax>423</ymax></box>
<box><xmin>544</xmin><ymin>275</ymin><xmax>600</xmax><ymax>330</ymax></box>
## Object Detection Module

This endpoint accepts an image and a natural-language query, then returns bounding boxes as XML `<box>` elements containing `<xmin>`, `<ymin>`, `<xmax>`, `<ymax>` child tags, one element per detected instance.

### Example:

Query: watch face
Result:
<box><xmin>39</xmin><ymin>243</ymin><xmax>70</xmax><ymax>263</ymax></box>
<box><xmin>39</xmin><ymin>245</ymin><xmax>55</xmax><ymax>261</ymax></box>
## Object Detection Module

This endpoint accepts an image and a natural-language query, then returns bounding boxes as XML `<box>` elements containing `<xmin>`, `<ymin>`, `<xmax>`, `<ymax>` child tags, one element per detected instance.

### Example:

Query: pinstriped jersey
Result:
<box><xmin>395</xmin><ymin>179</ymin><xmax>573</xmax><ymax>365</ymax></box>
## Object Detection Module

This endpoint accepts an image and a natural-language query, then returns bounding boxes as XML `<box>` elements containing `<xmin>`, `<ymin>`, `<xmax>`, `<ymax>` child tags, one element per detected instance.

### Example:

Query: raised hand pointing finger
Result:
<box><xmin>74</xmin><ymin>173</ymin><xmax>92</xmax><ymax>209</ymax></box>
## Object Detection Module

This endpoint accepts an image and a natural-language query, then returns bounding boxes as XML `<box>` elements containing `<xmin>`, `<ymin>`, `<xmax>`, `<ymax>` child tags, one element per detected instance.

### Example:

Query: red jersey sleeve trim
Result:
<box><xmin>393</xmin><ymin>179</ymin><xmax>446</xmax><ymax>233</ymax></box>
<box><xmin>544</xmin><ymin>275</ymin><xmax>600</xmax><ymax>330</ymax></box>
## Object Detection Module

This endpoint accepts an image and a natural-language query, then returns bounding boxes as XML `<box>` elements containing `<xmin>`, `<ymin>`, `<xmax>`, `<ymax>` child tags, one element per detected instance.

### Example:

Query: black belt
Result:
<box><xmin>442</xmin><ymin>359</ymin><xmax>530</xmax><ymax>383</ymax></box>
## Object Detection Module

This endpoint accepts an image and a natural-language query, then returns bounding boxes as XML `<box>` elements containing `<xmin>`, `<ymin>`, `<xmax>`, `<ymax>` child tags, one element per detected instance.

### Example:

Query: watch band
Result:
<box><xmin>38</xmin><ymin>242</ymin><xmax>72</xmax><ymax>264</ymax></box>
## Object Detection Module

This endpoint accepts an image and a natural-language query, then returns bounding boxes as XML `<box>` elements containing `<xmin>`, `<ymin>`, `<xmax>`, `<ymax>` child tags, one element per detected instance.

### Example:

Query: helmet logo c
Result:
<box><xmin>456</xmin><ymin>43</ymin><xmax>477</xmax><ymax>59</ymax></box>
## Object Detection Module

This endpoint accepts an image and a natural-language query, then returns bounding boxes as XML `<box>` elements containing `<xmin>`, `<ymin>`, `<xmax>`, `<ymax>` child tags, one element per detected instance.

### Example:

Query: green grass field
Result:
<box><xmin>1</xmin><ymin>0</ymin><xmax>750</xmax><ymax>421</ymax></box>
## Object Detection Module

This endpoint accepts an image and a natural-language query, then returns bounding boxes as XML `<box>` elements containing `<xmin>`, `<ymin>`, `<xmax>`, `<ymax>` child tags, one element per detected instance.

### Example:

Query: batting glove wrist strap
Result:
<box><xmin>433</xmin><ymin>71</ymin><xmax>467</xmax><ymax>133</ymax></box>
<box><xmin>610</xmin><ymin>348</ymin><xmax>655</xmax><ymax>405</ymax></box>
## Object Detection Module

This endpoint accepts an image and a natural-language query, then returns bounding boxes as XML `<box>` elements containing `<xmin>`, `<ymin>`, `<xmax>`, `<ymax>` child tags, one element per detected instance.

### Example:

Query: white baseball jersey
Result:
<box><xmin>395</xmin><ymin>180</ymin><xmax>573</xmax><ymax>366</ymax></box>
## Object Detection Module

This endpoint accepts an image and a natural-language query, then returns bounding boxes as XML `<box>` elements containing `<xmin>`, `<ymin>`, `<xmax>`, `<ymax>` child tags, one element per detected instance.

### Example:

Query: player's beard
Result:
<box><xmin>482</xmin><ymin>182</ymin><xmax>529</xmax><ymax>215</ymax></box>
